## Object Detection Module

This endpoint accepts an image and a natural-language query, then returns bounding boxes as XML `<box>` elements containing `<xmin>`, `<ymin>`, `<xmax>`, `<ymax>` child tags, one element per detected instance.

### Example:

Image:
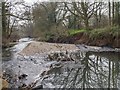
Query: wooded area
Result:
<box><xmin>1</xmin><ymin>0</ymin><xmax>120</xmax><ymax>47</ymax></box>
<box><xmin>1</xmin><ymin>1</ymin><xmax>120</xmax><ymax>89</ymax></box>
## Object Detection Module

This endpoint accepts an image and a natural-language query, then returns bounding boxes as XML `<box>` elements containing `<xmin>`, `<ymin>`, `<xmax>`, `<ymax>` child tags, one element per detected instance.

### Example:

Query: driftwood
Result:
<box><xmin>47</xmin><ymin>50</ymin><xmax>77</xmax><ymax>61</ymax></box>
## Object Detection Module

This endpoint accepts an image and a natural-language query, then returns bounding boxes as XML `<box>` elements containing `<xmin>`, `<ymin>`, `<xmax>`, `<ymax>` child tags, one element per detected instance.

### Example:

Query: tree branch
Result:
<box><xmin>64</xmin><ymin>2</ymin><xmax>79</xmax><ymax>17</ymax></box>
<box><xmin>6</xmin><ymin>13</ymin><xmax>32</xmax><ymax>20</ymax></box>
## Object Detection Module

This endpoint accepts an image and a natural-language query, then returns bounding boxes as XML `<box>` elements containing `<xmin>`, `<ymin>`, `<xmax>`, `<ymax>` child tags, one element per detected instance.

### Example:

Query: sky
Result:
<box><xmin>24</xmin><ymin>0</ymin><xmax>36</xmax><ymax>4</ymax></box>
<box><xmin>24</xmin><ymin>0</ymin><xmax>48</xmax><ymax>4</ymax></box>
<box><xmin>24</xmin><ymin>0</ymin><xmax>120</xmax><ymax>3</ymax></box>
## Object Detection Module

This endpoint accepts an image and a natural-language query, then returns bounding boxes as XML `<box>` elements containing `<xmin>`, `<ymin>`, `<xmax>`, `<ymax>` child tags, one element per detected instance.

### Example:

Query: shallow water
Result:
<box><xmin>2</xmin><ymin>38</ymin><xmax>120</xmax><ymax>89</ymax></box>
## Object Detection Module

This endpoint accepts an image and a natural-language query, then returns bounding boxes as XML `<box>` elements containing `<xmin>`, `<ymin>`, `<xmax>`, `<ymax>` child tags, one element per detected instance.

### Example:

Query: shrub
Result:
<box><xmin>88</xmin><ymin>26</ymin><xmax>120</xmax><ymax>39</ymax></box>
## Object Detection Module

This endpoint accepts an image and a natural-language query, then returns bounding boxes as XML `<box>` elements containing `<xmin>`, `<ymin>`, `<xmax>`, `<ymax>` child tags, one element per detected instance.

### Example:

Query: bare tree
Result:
<box><xmin>64</xmin><ymin>2</ymin><xmax>102</xmax><ymax>30</ymax></box>
<box><xmin>32</xmin><ymin>2</ymin><xmax>68</xmax><ymax>38</ymax></box>
<box><xmin>1</xmin><ymin>0</ymin><xmax>32</xmax><ymax>45</ymax></box>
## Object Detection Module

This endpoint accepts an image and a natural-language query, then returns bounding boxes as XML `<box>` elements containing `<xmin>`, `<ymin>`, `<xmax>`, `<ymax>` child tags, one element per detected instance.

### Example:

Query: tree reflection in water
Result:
<box><xmin>42</xmin><ymin>51</ymin><xmax>120</xmax><ymax>88</ymax></box>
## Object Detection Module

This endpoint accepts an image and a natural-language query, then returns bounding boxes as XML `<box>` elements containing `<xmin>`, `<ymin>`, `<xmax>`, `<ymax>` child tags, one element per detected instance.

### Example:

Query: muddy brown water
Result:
<box><xmin>2</xmin><ymin>40</ymin><xmax>120</xmax><ymax>89</ymax></box>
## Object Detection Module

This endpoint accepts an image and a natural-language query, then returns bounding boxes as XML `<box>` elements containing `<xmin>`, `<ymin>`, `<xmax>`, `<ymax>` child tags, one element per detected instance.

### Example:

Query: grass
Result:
<box><xmin>67</xmin><ymin>26</ymin><xmax>120</xmax><ymax>40</ymax></box>
<box><xmin>39</xmin><ymin>26</ymin><xmax>120</xmax><ymax>41</ymax></box>
<box><xmin>109</xmin><ymin>26</ymin><xmax>120</xmax><ymax>37</ymax></box>
<box><xmin>88</xmin><ymin>26</ymin><xmax>120</xmax><ymax>39</ymax></box>
<box><xmin>68</xmin><ymin>29</ymin><xmax>86</xmax><ymax>35</ymax></box>
<box><xmin>88</xmin><ymin>28</ymin><xmax>108</xmax><ymax>39</ymax></box>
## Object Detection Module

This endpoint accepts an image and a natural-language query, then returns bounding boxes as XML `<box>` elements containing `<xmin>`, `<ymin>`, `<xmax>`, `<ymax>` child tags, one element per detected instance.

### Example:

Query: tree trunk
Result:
<box><xmin>2</xmin><ymin>2</ymin><xmax>8</xmax><ymax>46</ymax></box>
<box><xmin>116</xmin><ymin>2</ymin><xmax>120</xmax><ymax>26</ymax></box>
<box><xmin>94</xmin><ymin>9</ymin><xmax>99</xmax><ymax>28</ymax></box>
<box><xmin>108</xmin><ymin>1</ymin><xmax>111</xmax><ymax>26</ymax></box>
<box><xmin>2</xmin><ymin>2</ymin><xmax>6</xmax><ymax>38</ymax></box>
<box><xmin>84</xmin><ymin>18</ymin><xmax>89</xmax><ymax>30</ymax></box>
<box><xmin>114</xmin><ymin>2</ymin><xmax>120</xmax><ymax>26</ymax></box>
<box><xmin>112</xmin><ymin>2</ymin><xmax>115</xmax><ymax>25</ymax></box>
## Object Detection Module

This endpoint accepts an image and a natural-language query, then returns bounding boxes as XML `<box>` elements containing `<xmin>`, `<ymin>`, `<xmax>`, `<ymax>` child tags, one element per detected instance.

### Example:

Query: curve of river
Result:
<box><xmin>2</xmin><ymin>38</ymin><xmax>120</xmax><ymax>89</ymax></box>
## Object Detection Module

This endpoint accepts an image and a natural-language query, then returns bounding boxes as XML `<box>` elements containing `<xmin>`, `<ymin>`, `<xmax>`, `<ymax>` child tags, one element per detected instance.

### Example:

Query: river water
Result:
<box><xmin>2</xmin><ymin>38</ymin><xmax>120</xmax><ymax>89</ymax></box>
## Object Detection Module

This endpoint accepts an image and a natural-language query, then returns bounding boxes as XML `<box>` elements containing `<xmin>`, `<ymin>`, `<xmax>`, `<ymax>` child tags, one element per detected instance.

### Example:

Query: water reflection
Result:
<box><xmin>42</xmin><ymin>51</ymin><xmax>120</xmax><ymax>88</ymax></box>
<box><xmin>2</xmin><ymin>45</ymin><xmax>120</xmax><ymax>88</ymax></box>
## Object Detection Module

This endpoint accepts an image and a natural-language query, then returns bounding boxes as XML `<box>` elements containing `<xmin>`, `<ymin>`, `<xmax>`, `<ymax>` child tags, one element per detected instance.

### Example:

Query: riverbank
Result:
<box><xmin>67</xmin><ymin>32</ymin><xmax>120</xmax><ymax>48</ymax></box>
<box><xmin>46</xmin><ymin>26</ymin><xmax>120</xmax><ymax>48</ymax></box>
<box><xmin>18</xmin><ymin>41</ymin><xmax>120</xmax><ymax>56</ymax></box>
<box><xmin>2</xmin><ymin>39</ymin><xmax>120</xmax><ymax>89</ymax></box>
<box><xmin>2</xmin><ymin>38</ymin><xmax>120</xmax><ymax>89</ymax></box>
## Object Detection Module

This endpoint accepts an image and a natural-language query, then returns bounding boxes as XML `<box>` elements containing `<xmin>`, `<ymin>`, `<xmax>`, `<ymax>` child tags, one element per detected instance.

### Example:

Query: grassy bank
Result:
<box><xmin>67</xmin><ymin>26</ymin><xmax>120</xmax><ymax>48</ymax></box>
<box><xmin>87</xmin><ymin>26</ymin><xmax>120</xmax><ymax>39</ymax></box>
<box><xmin>68</xmin><ymin>26</ymin><xmax>120</xmax><ymax>38</ymax></box>
<box><xmin>36</xmin><ymin>26</ymin><xmax>120</xmax><ymax>48</ymax></box>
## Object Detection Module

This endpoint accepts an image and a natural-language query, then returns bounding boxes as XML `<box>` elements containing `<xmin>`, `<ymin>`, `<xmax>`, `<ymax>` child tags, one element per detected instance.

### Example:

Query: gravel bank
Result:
<box><xmin>19</xmin><ymin>41</ymin><xmax>79</xmax><ymax>56</ymax></box>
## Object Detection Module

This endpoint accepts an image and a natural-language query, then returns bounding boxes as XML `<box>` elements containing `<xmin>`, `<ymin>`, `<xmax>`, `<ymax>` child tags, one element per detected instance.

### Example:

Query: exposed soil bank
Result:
<box><xmin>51</xmin><ymin>32</ymin><xmax>120</xmax><ymax>48</ymax></box>
<box><xmin>75</xmin><ymin>33</ymin><xmax>120</xmax><ymax>48</ymax></box>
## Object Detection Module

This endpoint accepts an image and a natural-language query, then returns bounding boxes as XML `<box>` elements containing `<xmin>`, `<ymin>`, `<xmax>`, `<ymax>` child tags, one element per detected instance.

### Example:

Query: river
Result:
<box><xmin>2</xmin><ymin>38</ymin><xmax>120</xmax><ymax>89</ymax></box>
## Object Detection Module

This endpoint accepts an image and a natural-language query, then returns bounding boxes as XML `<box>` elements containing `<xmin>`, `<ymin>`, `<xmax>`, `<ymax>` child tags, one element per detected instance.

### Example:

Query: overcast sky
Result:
<box><xmin>24</xmin><ymin>0</ymin><xmax>48</xmax><ymax>4</ymax></box>
<box><xmin>24</xmin><ymin>0</ymin><xmax>36</xmax><ymax>4</ymax></box>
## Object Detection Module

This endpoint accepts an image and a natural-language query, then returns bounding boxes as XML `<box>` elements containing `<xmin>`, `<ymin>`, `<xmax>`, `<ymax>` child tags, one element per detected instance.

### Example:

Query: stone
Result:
<box><xmin>0</xmin><ymin>78</ymin><xmax>9</xmax><ymax>89</ymax></box>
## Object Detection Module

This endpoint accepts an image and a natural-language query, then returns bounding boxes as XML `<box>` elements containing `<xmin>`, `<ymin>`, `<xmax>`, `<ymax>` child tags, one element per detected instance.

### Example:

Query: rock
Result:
<box><xmin>47</xmin><ymin>51</ymin><xmax>77</xmax><ymax>62</ymax></box>
<box><xmin>40</xmin><ymin>71</ymin><xmax>47</xmax><ymax>76</ymax></box>
<box><xmin>32</xmin><ymin>85</ymin><xmax>43</xmax><ymax>90</ymax></box>
<box><xmin>0</xmin><ymin>78</ymin><xmax>9</xmax><ymax>89</ymax></box>
<box><xmin>48</xmin><ymin>53</ymin><xmax>59</xmax><ymax>60</ymax></box>
<box><xmin>18</xmin><ymin>74</ymin><xmax>28</xmax><ymax>80</ymax></box>
<box><xmin>40</xmin><ymin>64</ymin><xmax>63</xmax><ymax>76</ymax></box>
<box><xmin>53</xmin><ymin>62</ymin><xmax>61</xmax><ymax>67</ymax></box>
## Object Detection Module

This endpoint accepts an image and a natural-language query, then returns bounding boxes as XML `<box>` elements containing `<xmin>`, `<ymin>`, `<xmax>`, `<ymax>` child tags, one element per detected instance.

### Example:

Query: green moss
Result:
<box><xmin>68</xmin><ymin>29</ymin><xmax>86</xmax><ymax>35</ymax></box>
